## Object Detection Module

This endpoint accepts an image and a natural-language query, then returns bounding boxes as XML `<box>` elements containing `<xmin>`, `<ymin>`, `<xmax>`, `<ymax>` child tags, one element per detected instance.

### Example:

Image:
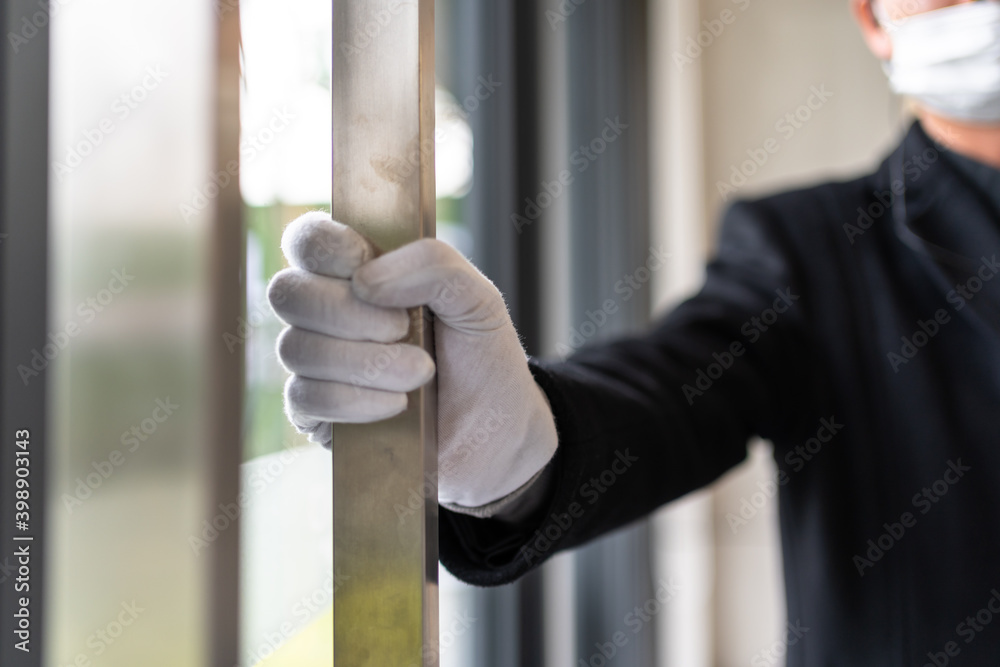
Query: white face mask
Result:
<box><xmin>877</xmin><ymin>0</ymin><xmax>1000</xmax><ymax>123</ymax></box>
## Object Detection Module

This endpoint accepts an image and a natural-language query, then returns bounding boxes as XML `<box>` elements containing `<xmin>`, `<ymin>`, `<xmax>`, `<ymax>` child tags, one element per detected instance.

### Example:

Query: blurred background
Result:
<box><xmin>22</xmin><ymin>0</ymin><xmax>908</xmax><ymax>665</ymax></box>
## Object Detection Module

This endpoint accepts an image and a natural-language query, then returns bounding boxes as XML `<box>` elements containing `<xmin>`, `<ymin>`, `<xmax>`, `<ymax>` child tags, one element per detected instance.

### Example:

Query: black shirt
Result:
<box><xmin>439</xmin><ymin>121</ymin><xmax>1000</xmax><ymax>666</ymax></box>
<box><xmin>941</xmin><ymin>140</ymin><xmax>1000</xmax><ymax>218</ymax></box>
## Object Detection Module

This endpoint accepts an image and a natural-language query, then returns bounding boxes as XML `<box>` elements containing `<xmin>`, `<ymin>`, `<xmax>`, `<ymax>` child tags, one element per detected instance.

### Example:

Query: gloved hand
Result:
<box><xmin>267</xmin><ymin>211</ymin><xmax>558</xmax><ymax>510</ymax></box>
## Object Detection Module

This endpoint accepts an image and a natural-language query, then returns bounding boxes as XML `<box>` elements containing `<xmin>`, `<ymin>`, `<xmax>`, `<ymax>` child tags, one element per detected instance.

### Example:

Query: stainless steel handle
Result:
<box><xmin>332</xmin><ymin>1</ymin><xmax>439</xmax><ymax>664</ymax></box>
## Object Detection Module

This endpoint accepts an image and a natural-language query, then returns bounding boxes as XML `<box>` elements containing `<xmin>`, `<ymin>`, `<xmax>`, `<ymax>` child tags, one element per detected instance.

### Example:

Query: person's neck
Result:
<box><xmin>919</xmin><ymin>111</ymin><xmax>1000</xmax><ymax>170</ymax></box>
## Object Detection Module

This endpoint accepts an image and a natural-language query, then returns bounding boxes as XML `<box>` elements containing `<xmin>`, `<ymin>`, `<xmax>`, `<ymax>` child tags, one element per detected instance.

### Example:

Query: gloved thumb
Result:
<box><xmin>281</xmin><ymin>211</ymin><xmax>376</xmax><ymax>279</ymax></box>
<box><xmin>352</xmin><ymin>238</ymin><xmax>509</xmax><ymax>334</ymax></box>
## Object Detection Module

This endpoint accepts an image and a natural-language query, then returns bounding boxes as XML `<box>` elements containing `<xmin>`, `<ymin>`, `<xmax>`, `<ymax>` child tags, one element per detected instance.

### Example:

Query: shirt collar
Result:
<box><xmin>885</xmin><ymin>120</ymin><xmax>1000</xmax><ymax>341</ymax></box>
<box><xmin>936</xmin><ymin>133</ymin><xmax>1000</xmax><ymax>220</ymax></box>
<box><xmin>887</xmin><ymin>120</ymin><xmax>1000</xmax><ymax>268</ymax></box>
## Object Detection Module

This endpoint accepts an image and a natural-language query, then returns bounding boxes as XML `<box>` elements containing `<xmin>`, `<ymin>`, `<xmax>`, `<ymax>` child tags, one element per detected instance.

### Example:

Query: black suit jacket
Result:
<box><xmin>440</xmin><ymin>121</ymin><xmax>1000</xmax><ymax>666</ymax></box>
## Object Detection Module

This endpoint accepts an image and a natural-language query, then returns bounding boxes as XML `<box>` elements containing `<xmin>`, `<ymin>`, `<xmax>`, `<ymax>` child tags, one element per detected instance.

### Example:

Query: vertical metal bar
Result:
<box><xmin>332</xmin><ymin>1</ymin><xmax>438</xmax><ymax>665</ymax></box>
<box><xmin>0</xmin><ymin>1</ymin><xmax>48</xmax><ymax>665</ymax></box>
<box><xmin>209</xmin><ymin>3</ymin><xmax>244</xmax><ymax>666</ymax></box>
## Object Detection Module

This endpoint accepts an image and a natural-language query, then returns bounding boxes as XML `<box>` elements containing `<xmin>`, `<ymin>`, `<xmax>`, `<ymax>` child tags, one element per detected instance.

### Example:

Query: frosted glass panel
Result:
<box><xmin>47</xmin><ymin>1</ymin><xmax>216</xmax><ymax>665</ymax></box>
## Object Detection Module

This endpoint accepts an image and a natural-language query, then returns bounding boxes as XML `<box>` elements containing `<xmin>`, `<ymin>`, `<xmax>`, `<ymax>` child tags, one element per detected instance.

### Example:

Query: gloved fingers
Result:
<box><xmin>352</xmin><ymin>238</ymin><xmax>508</xmax><ymax>331</ymax></box>
<box><xmin>280</xmin><ymin>210</ymin><xmax>376</xmax><ymax>279</ymax></box>
<box><xmin>285</xmin><ymin>412</ymin><xmax>333</xmax><ymax>449</ymax></box>
<box><xmin>277</xmin><ymin>327</ymin><xmax>435</xmax><ymax>392</ymax></box>
<box><xmin>268</xmin><ymin>267</ymin><xmax>409</xmax><ymax>343</ymax></box>
<box><xmin>305</xmin><ymin>421</ymin><xmax>333</xmax><ymax>448</ymax></box>
<box><xmin>285</xmin><ymin>375</ymin><xmax>408</xmax><ymax>423</ymax></box>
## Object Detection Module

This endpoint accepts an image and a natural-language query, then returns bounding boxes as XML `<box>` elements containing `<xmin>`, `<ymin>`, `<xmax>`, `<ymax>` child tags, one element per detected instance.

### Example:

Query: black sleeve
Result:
<box><xmin>439</xmin><ymin>199</ymin><xmax>820</xmax><ymax>587</ymax></box>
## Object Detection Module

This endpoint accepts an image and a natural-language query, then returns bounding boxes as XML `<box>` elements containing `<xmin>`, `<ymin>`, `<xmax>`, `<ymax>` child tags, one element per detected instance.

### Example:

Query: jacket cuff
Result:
<box><xmin>441</xmin><ymin>458</ymin><xmax>555</xmax><ymax>521</ymax></box>
<box><xmin>438</xmin><ymin>357</ymin><xmax>577</xmax><ymax>586</ymax></box>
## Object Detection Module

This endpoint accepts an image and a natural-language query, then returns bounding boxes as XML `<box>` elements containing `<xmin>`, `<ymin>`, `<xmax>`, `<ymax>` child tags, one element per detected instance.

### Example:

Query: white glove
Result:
<box><xmin>267</xmin><ymin>211</ymin><xmax>558</xmax><ymax>509</ymax></box>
